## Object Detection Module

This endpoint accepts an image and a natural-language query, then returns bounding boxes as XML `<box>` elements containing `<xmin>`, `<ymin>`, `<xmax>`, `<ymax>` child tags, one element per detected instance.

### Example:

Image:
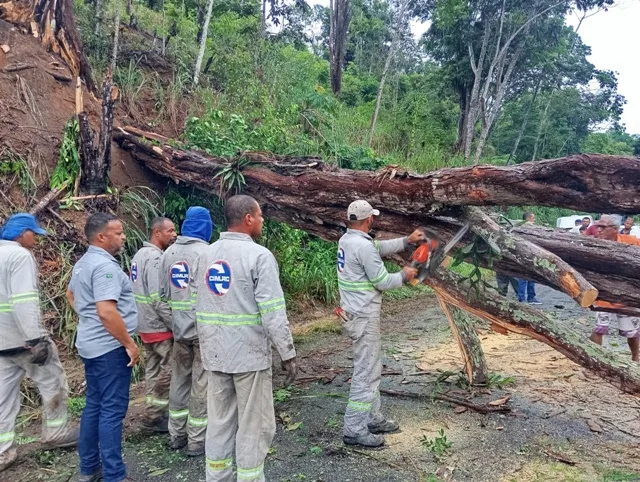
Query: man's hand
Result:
<box><xmin>402</xmin><ymin>266</ymin><xmax>418</xmax><ymax>282</ymax></box>
<box><xmin>281</xmin><ymin>357</ymin><xmax>297</xmax><ymax>386</ymax></box>
<box><xmin>125</xmin><ymin>343</ymin><xmax>140</xmax><ymax>367</ymax></box>
<box><xmin>28</xmin><ymin>340</ymin><xmax>51</xmax><ymax>366</ymax></box>
<box><xmin>407</xmin><ymin>229</ymin><xmax>427</xmax><ymax>245</ymax></box>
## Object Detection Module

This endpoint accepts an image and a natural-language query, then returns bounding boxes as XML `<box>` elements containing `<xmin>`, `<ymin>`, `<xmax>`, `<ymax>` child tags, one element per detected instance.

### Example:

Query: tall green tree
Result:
<box><xmin>422</xmin><ymin>0</ymin><xmax>617</xmax><ymax>163</ymax></box>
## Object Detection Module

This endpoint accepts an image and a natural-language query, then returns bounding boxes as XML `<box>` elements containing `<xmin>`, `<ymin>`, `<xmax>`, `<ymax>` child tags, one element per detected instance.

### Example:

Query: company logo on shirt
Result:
<box><xmin>130</xmin><ymin>261</ymin><xmax>138</xmax><ymax>282</ymax></box>
<box><xmin>337</xmin><ymin>247</ymin><xmax>345</xmax><ymax>273</ymax></box>
<box><xmin>206</xmin><ymin>260</ymin><xmax>231</xmax><ymax>296</ymax></box>
<box><xmin>170</xmin><ymin>261</ymin><xmax>190</xmax><ymax>290</ymax></box>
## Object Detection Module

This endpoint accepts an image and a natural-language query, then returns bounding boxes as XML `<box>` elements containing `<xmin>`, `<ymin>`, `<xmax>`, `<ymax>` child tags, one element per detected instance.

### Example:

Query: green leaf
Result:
<box><xmin>461</xmin><ymin>243</ymin><xmax>474</xmax><ymax>254</ymax></box>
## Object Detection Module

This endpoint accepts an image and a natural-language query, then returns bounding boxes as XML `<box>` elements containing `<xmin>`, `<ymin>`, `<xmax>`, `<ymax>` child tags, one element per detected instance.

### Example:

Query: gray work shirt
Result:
<box><xmin>195</xmin><ymin>232</ymin><xmax>296</xmax><ymax>373</ymax></box>
<box><xmin>69</xmin><ymin>246</ymin><xmax>138</xmax><ymax>359</ymax></box>
<box><xmin>338</xmin><ymin>230</ymin><xmax>408</xmax><ymax>315</ymax></box>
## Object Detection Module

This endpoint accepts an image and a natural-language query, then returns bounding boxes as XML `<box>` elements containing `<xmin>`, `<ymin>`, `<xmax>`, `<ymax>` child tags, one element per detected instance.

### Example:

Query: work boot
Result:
<box><xmin>141</xmin><ymin>416</ymin><xmax>169</xmax><ymax>433</ymax></box>
<box><xmin>368</xmin><ymin>419</ymin><xmax>400</xmax><ymax>434</ymax></box>
<box><xmin>169</xmin><ymin>435</ymin><xmax>187</xmax><ymax>450</ymax></box>
<box><xmin>0</xmin><ymin>447</ymin><xmax>17</xmax><ymax>472</ymax></box>
<box><xmin>42</xmin><ymin>428</ymin><xmax>80</xmax><ymax>450</ymax></box>
<box><xmin>186</xmin><ymin>442</ymin><xmax>205</xmax><ymax>457</ymax></box>
<box><xmin>343</xmin><ymin>432</ymin><xmax>384</xmax><ymax>448</ymax></box>
<box><xmin>78</xmin><ymin>468</ymin><xmax>102</xmax><ymax>482</ymax></box>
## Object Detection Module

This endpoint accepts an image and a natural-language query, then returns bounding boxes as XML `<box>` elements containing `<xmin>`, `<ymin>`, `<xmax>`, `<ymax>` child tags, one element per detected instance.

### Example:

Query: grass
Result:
<box><xmin>114</xmin><ymin>59</ymin><xmax>147</xmax><ymax>117</ymax></box>
<box><xmin>601</xmin><ymin>469</ymin><xmax>640</xmax><ymax>481</ymax></box>
<box><xmin>291</xmin><ymin>317</ymin><xmax>342</xmax><ymax>344</ymax></box>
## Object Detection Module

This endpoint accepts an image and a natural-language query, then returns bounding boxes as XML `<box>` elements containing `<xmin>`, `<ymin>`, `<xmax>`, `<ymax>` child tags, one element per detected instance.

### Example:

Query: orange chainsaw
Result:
<box><xmin>409</xmin><ymin>223</ymin><xmax>470</xmax><ymax>286</ymax></box>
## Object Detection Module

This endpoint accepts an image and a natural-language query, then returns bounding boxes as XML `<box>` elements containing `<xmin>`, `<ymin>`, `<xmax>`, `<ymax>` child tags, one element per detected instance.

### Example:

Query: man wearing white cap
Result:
<box><xmin>338</xmin><ymin>200</ymin><xmax>424</xmax><ymax>447</ymax></box>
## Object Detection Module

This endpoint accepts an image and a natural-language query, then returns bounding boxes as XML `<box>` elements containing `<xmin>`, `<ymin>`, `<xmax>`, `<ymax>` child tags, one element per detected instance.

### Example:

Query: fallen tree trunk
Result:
<box><xmin>113</xmin><ymin>128</ymin><xmax>640</xmax><ymax>393</ymax></box>
<box><xmin>113</xmin><ymin>129</ymin><xmax>640</xmax><ymax>213</ymax></box>
<box><xmin>113</xmin><ymin>129</ymin><xmax>640</xmax><ymax>308</ymax></box>
<box><xmin>426</xmin><ymin>270</ymin><xmax>640</xmax><ymax>394</ymax></box>
<box><xmin>463</xmin><ymin>207</ymin><xmax>598</xmax><ymax>308</ymax></box>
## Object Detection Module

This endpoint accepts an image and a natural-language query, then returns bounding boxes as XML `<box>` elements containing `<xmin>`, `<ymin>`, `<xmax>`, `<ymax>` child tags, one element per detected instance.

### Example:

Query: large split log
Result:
<box><xmin>113</xmin><ymin>129</ymin><xmax>640</xmax><ymax>309</ymax></box>
<box><xmin>113</xmin><ymin>129</ymin><xmax>640</xmax><ymax>213</ymax></box>
<box><xmin>462</xmin><ymin>207</ymin><xmax>598</xmax><ymax>308</ymax></box>
<box><xmin>426</xmin><ymin>270</ymin><xmax>640</xmax><ymax>394</ymax></box>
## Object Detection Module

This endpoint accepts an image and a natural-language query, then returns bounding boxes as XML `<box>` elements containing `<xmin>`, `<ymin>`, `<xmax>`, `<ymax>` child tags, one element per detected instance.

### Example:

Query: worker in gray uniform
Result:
<box><xmin>0</xmin><ymin>213</ymin><xmax>78</xmax><ymax>472</ymax></box>
<box><xmin>338</xmin><ymin>200</ymin><xmax>424</xmax><ymax>447</ymax></box>
<box><xmin>160</xmin><ymin>207</ymin><xmax>214</xmax><ymax>456</ymax></box>
<box><xmin>131</xmin><ymin>217</ymin><xmax>177</xmax><ymax>432</ymax></box>
<box><xmin>195</xmin><ymin>195</ymin><xmax>297</xmax><ymax>482</ymax></box>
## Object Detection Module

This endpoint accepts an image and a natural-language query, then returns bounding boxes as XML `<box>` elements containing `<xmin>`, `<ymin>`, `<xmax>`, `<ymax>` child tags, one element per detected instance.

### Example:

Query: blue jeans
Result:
<box><xmin>79</xmin><ymin>347</ymin><xmax>132</xmax><ymax>482</ymax></box>
<box><xmin>517</xmin><ymin>279</ymin><xmax>537</xmax><ymax>302</ymax></box>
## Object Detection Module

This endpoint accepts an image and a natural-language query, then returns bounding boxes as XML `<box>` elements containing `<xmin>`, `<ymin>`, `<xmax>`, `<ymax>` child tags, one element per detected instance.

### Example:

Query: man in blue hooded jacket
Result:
<box><xmin>159</xmin><ymin>207</ymin><xmax>213</xmax><ymax>456</ymax></box>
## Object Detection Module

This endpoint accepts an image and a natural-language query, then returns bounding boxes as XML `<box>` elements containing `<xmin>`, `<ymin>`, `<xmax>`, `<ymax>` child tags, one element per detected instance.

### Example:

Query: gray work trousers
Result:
<box><xmin>0</xmin><ymin>344</ymin><xmax>72</xmax><ymax>460</ymax></box>
<box><xmin>205</xmin><ymin>368</ymin><xmax>275</xmax><ymax>482</ymax></box>
<box><xmin>168</xmin><ymin>339</ymin><xmax>207</xmax><ymax>445</ymax></box>
<box><xmin>343</xmin><ymin>313</ymin><xmax>385</xmax><ymax>437</ymax></box>
<box><xmin>143</xmin><ymin>338</ymin><xmax>173</xmax><ymax>424</ymax></box>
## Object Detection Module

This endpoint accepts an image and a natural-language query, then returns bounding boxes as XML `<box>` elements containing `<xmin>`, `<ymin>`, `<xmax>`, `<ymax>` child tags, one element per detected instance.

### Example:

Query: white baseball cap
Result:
<box><xmin>347</xmin><ymin>200</ymin><xmax>380</xmax><ymax>221</ymax></box>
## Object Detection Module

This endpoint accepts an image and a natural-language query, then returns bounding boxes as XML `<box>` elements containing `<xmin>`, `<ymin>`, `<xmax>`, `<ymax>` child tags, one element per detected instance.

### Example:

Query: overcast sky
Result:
<box><xmin>566</xmin><ymin>0</ymin><xmax>640</xmax><ymax>134</ymax></box>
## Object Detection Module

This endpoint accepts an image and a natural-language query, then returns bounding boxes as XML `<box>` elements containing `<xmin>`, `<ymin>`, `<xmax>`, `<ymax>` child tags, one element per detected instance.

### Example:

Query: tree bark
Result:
<box><xmin>113</xmin><ymin>128</ymin><xmax>640</xmax><ymax>310</ymax></box>
<box><xmin>113</xmin><ymin>130</ymin><xmax>640</xmax><ymax>214</ymax></box>
<box><xmin>463</xmin><ymin>207</ymin><xmax>598</xmax><ymax>308</ymax></box>
<box><xmin>426</xmin><ymin>270</ymin><xmax>640</xmax><ymax>394</ymax></box>
<box><xmin>193</xmin><ymin>0</ymin><xmax>214</xmax><ymax>86</ymax></box>
<box><xmin>29</xmin><ymin>181</ymin><xmax>70</xmax><ymax>215</ymax></box>
<box><xmin>94</xmin><ymin>0</ymin><xmax>103</xmax><ymax>35</ymax></box>
<box><xmin>329</xmin><ymin>0</ymin><xmax>349</xmax><ymax>95</ymax></box>
<box><xmin>437</xmin><ymin>296</ymin><xmax>489</xmax><ymax>386</ymax></box>
<box><xmin>0</xmin><ymin>0</ymin><xmax>97</xmax><ymax>93</ymax></box>
<box><xmin>110</xmin><ymin>0</ymin><xmax>121</xmax><ymax>72</ymax></box>
<box><xmin>506</xmin><ymin>81</ymin><xmax>540</xmax><ymax>165</ymax></box>
<box><xmin>79</xmin><ymin>72</ymin><xmax>119</xmax><ymax>195</ymax></box>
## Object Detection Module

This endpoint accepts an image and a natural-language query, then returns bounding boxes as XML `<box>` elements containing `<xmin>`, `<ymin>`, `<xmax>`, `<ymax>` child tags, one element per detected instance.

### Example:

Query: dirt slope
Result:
<box><xmin>0</xmin><ymin>19</ymin><xmax>164</xmax><ymax>194</ymax></box>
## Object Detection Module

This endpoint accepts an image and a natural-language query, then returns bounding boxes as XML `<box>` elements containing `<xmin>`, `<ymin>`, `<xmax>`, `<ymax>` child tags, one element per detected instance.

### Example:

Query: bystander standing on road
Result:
<box><xmin>589</xmin><ymin>215</ymin><xmax>640</xmax><ymax>362</ymax></box>
<box><xmin>517</xmin><ymin>212</ymin><xmax>541</xmax><ymax>305</ymax></box>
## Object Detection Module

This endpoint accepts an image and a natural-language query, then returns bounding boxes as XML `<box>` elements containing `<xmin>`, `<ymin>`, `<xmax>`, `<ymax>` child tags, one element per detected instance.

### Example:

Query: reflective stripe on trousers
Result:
<box><xmin>0</xmin><ymin>345</ymin><xmax>71</xmax><ymax>457</ymax></box>
<box><xmin>143</xmin><ymin>339</ymin><xmax>173</xmax><ymax>424</ymax></box>
<box><xmin>205</xmin><ymin>369</ymin><xmax>275</xmax><ymax>482</ymax></box>
<box><xmin>168</xmin><ymin>340</ymin><xmax>208</xmax><ymax>444</ymax></box>
<box><xmin>343</xmin><ymin>313</ymin><xmax>385</xmax><ymax>437</ymax></box>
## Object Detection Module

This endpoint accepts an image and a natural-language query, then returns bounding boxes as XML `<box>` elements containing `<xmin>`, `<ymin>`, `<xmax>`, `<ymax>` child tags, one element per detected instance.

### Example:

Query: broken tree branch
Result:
<box><xmin>463</xmin><ymin>207</ymin><xmax>598</xmax><ymax>307</ymax></box>
<box><xmin>29</xmin><ymin>181</ymin><xmax>70</xmax><ymax>215</ymax></box>
<box><xmin>379</xmin><ymin>389</ymin><xmax>510</xmax><ymax>414</ymax></box>
<box><xmin>436</xmin><ymin>296</ymin><xmax>489</xmax><ymax>386</ymax></box>
<box><xmin>425</xmin><ymin>270</ymin><xmax>640</xmax><ymax>394</ymax></box>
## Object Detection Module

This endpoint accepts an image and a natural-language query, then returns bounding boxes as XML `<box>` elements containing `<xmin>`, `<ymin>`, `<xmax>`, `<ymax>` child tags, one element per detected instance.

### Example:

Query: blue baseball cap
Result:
<box><xmin>0</xmin><ymin>213</ymin><xmax>48</xmax><ymax>240</ymax></box>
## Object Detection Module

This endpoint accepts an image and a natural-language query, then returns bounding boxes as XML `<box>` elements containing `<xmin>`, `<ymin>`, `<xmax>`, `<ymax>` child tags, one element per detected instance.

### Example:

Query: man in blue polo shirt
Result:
<box><xmin>67</xmin><ymin>213</ymin><xmax>139</xmax><ymax>482</ymax></box>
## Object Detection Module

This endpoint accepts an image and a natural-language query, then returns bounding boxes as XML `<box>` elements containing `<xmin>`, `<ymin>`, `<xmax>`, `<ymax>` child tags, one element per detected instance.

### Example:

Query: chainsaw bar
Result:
<box><xmin>416</xmin><ymin>222</ymin><xmax>470</xmax><ymax>283</ymax></box>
